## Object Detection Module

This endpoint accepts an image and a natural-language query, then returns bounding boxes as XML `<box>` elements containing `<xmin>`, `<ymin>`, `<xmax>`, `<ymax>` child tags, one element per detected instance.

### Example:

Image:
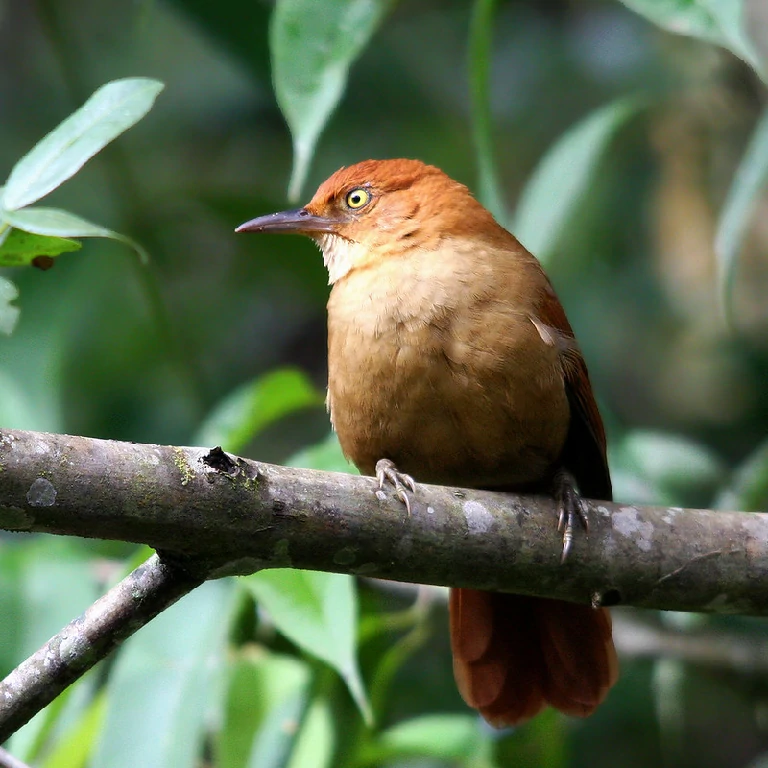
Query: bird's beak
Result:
<box><xmin>235</xmin><ymin>208</ymin><xmax>338</xmax><ymax>236</ymax></box>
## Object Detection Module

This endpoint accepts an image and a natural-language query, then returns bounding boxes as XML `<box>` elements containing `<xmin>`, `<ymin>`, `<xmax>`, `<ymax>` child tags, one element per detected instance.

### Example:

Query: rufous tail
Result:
<box><xmin>449</xmin><ymin>588</ymin><xmax>618</xmax><ymax>727</ymax></box>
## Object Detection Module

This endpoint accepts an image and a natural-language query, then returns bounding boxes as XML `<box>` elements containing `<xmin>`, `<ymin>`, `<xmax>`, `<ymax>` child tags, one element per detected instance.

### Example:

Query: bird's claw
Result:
<box><xmin>553</xmin><ymin>469</ymin><xmax>588</xmax><ymax>563</ymax></box>
<box><xmin>375</xmin><ymin>458</ymin><xmax>416</xmax><ymax>515</ymax></box>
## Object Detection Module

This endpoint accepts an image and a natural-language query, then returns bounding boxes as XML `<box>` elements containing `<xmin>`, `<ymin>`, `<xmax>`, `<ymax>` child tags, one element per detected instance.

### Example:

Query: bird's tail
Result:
<box><xmin>449</xmin><ymin>588</ymin><xmax>618</xmax><ymax>726</ymax></box>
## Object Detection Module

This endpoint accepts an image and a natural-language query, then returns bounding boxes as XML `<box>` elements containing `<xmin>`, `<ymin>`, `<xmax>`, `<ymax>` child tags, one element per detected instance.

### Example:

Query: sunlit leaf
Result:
<box><xmin>512</xmin><ymin>98</ymin><xmax>640</xmax><ymax>264</ymax></box>
<box><xmin>270</xmin><ymin>0</ymin><xmax>391</xmax><ymax>200</ymax></box>
<box><xmin>246</xmin><ymin>689</ymin><xmax>309</xmax><ymax>768</ymax></box>
<box><xmin>285</xmin><ymin>698</ymin><xmax>334</xmax><ymax>768</ymax></box>
<box><xmin>1</xmin><ymin>207</ymin><xmax>147</xmax><ymax>262</ymax></box>
<box><xmin>0</xmin><ymin>228</ymin><xmax>81</xmax><ymax>267</ymax></box>
<box><xmin>0</xmin><ymin>275</ymin><xmax>20</xmax><ymax>335</ymax></box>
<box><xmin>242</xmin><ymin>570</ymin><xmax>370</xmax><ymax>722</ymax></box>
<box><xmin>93</xmin><ymin>580</ymin><xmax>234</xmax><ymax>768</ymax></box>
<box><xmin>41</xmin><ymin>691</ymin><xmax>107</xmax><ymax>768</ymax></box>
<box><xmin>360</xmin><ymin>714</ymin><xmax>482</xmax><ymax>763</ymax></box>
<box><xmin>617</xmin><ymin>0</ymin><xmax>766</xmax><ymax>81</ymax></box>
<box><xmin>715</xmin><ymin>106</ymin><xmax>768</xmax><ymax>321</ymax></box>
<box><xmin>218</xmin><ymin>650</ymin><xmax>310</xmax><ymax>768</ymax></box>
<box><xmin>195</xmin><ymin>368</ymin><xmax>322</xmax><ymax>454</ymax></box>
<box><xmin>2</xmin><ymin>78</ymin><xmax>164</xmax><ymax>210</ymax></box>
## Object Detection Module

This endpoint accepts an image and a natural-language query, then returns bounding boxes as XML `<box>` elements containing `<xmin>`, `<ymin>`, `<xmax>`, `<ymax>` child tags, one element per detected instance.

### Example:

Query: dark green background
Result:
<box><xmin>2</xmin><ymin>1</ymin><xmax>768</xmax><ymax>767</ymax></box>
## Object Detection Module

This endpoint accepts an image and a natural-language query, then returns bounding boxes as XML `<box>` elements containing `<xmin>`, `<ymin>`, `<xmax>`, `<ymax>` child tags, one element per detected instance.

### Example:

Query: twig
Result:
<box><xmin>0</xmin><ymin>747</ymin><xmax>32</xmax><ymax>768</ymax></box>
<box><xmin>0</xmin><ymin>555</ymin><xmax>202</xmax><ymax>742</ymax></box>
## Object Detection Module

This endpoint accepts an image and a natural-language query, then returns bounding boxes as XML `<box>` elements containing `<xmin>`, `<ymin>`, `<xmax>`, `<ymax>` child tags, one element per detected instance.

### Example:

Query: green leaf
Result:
<box><xmin>617</xmin><ymin>0</ymin><xmax>766</xmax><ymax>81</ymax></box>
<box><xmin>40</xmin><ymin>691</ymin><xmax>107</xmax><ymax>768</ymax></box>
<box><xmin>512</xmin><ymin>98</ymin><xmax>640</xmax><ymax>264</ymax></box>
<box><xmin>195</xmin><ymin>368</ymin><xmax>322</xmax><ymax>453</ymax></box>
<box><xmin>714</xmin><ymin>438</ymin><xmax>768</xmax><ymax>511</ymax></box>
<box><xmin>2</xmin><ymin>207</ymin><xmax>112</xmax><ymax>237</ymax></box>
<box><xmin>0</xmin><ymin>228</ymin><xmax>81</xmax><ymax>267</ymax></box>
<box><xmin>288</xmin><ymin>432</ymin><xmax>356</xmax><ymax>474</ymax></box>
<box><xmin>218</xmin><ymin>650</ymin><xmax>310</xmax><ymax>768</ymax></box>
<box><xmin>6</xmin><ymin>540</ymin><xmax>101</xmax><ymax>761</ymax></box>
<box><xmin>92</xmin><ymin>580</ymin><xmax>234</xmax><ymax>768</ymax></box>
<box><xmin>270</xmin><ymin>0</ymin><xmax>391</xmax><ymax>200</ymax></box>
<box><xmin>715</xmin><ymin>106</ymin><xmax>768</xmax><ymax>322</ymax></box>
<box><xmin>617</xmin><ymin>430</ymin><xmax>726</xmax><ymax>502</ymax></box>
<box><xmin>0</xmin><ymin>275</ymin><xmax>20</xmax><ymax>335</ymax></box>
<box><xmin>1</xmin><ymin>207</ymin><xmax>148</xmax><ymax>262</ymax></box>
<box><xmin>285</xmin><ymin>698</ymin><xmax>334</xmax><ymax>768</ymax></box>
<box><xmin>360</xmin><ymin>714</ymin><xmax>482</xmax><ymax>763</ymax></box>
<box><xmin>468</xmin><ymin>0</ymin><xmax>506</xmax><ymax>221</ymax></box>
<box><xmin>242</xmin><ymin>570</ymin><xmax>370</xmax><ymax>723</ymax></box>
<box><xmin>246</xmin><ymin>688</ymin><xmax>309</xmax><ymax>768</ymax></box>
<box><xmin>2</xmin><ymin>78</ymin><xmax>164</xmax><ymax>210</ymax></box>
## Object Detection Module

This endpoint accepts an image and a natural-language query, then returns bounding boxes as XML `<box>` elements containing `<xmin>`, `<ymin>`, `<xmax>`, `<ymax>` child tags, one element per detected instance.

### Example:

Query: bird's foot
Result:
<box><xmin>375</xmin><ymin>458</ymin><xmax>416</xmax><ymax>515</ymax></box>
<box><xmin>553</xmin><ymin>468</ymin><xmax>588</xmax><ymax>563</ymax></box>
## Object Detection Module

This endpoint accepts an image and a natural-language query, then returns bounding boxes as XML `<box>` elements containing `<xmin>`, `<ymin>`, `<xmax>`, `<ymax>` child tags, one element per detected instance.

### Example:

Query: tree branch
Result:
<box><xmin>0</xmin><ymin>555</ymin><xmax>202</xmax><ymax>742</ymax></box>
<box><xmin>0</xmin><ymin>427</ymin><xmax>767</xmax><ymax>615</ymax></box>
<box><xmin>0</xmin><ymin>747</ymin><xmax>32</xmax><ymax>768</ymax></box>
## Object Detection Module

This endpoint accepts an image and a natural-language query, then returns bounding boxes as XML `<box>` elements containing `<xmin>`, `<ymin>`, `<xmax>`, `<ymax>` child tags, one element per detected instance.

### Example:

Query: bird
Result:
<box><xmin>236</xmin><ymin>158</ymin><xmax>618</xmax><ymax>726</ymax></box>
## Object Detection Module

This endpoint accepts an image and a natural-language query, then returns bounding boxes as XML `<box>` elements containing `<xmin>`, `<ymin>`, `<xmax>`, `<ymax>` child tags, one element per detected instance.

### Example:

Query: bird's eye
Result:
<box><xmin>345</xmin><ymin>188</ymin><xmax>371</xmax><ymax>209</ymax></box>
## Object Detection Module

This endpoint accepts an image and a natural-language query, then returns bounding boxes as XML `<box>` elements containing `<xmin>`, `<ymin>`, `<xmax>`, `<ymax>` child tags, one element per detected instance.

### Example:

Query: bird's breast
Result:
<box><xmin>326</xmin><ymin>247</ymin><xmax>570</xmax><ymax>489</ymax></box>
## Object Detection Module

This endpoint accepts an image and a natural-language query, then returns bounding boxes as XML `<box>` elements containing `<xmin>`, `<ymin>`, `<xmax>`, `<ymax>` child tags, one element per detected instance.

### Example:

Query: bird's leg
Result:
<box><xmin>552</xmin><ymin>468</ymin><xmax>589</xmax><ymax>563</ymax></box>
<box><xmin>375</xmin><ymin>458</ymin><xmax>416</xmax><ymax>515</ymax></box>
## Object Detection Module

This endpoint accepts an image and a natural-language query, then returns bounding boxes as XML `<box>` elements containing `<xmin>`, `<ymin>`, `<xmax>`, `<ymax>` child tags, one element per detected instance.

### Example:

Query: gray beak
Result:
<box><xmin>235</xmin><ymin>208</ymin><xmax>337</xmax><ymax>235</ymax></box>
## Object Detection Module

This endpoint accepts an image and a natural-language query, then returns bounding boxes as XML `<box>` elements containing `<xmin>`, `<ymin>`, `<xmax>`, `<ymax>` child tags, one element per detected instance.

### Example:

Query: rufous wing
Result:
<box><xmin>450</xmin><ymin>272</ymin><xmax>617</xmax><ymax>728</ymax></box>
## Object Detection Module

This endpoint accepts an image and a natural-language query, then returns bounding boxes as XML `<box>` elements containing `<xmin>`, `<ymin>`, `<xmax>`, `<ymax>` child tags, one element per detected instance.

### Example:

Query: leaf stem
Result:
<box><xmin>468</xmin><ymin>0</ymin><xmax>506</xmax><ymax>221</ymax></box>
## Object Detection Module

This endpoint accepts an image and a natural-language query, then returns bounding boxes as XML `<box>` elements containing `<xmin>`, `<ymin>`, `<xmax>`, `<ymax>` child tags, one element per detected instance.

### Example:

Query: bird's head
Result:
<box><xmin>236</xmin><ymin>158</ymin><xmax>499</xmax><ymax>284</ymax></box>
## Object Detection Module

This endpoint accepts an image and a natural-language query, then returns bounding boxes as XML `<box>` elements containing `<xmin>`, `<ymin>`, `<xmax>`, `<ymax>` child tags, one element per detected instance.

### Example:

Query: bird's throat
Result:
<box><xmin>316</xmin><ymin>233</ymin><xmax>360</xmax><ymax>285</ymax></box>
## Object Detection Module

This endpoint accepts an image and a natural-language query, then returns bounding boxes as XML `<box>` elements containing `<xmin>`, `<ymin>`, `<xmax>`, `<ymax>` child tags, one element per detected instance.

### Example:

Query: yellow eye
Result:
<box><xmin>345</xmin><ymin>187</ymin><xmax>371</xmax><ymax>209</ymax></box>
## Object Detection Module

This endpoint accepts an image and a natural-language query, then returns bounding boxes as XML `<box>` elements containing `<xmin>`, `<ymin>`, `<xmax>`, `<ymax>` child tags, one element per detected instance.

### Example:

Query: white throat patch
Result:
<box><xmin>316</xmin><ymin>233</ymin><xmax>361</xmax><ymax>284</ymax></box>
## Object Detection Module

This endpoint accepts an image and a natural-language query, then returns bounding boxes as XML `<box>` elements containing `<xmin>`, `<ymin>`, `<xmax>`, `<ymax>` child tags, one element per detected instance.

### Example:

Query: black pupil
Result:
<box><xmin>351</xmin><ymin>191</ymin><xmax>362</xmax><ymax>205</ymax></box>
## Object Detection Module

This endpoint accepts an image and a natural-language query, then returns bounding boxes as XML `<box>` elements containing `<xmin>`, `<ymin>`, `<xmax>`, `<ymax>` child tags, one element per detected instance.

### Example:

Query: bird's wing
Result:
<box><xmin>536</xmin><ymin>282</ymin><xmax>612</xmax><ymax>501</ymax></box>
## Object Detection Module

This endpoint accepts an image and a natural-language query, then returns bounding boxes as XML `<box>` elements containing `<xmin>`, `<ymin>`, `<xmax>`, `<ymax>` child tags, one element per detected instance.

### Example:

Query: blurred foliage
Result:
<box><xmin>2</xmin><ymin>0</ymin><xmax>768</xmax><ymax>767</ymax></box>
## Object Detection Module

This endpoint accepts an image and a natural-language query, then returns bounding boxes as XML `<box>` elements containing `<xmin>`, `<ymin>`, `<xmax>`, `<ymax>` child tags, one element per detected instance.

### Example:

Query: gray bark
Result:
<box><xmin>0</xmin><ymin>428</ymin><xmax>764</xmax><ymax>614</ymax></box>
<box><xmin>0</xmin><ymin>555</ymin><xmax>201</xmax><ymax>742</ymax></box>
<box><xmin>1</xmin><ymin>426</ymin><xmax>767</xmax><ymax>741</ymax></box>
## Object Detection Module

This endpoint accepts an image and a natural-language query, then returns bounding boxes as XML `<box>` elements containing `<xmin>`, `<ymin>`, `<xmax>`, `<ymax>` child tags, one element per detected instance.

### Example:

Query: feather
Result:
<box><xmin>450</xmin><ymin>590</ymin><xmax>618</xmax><ymax>726</ymax></box>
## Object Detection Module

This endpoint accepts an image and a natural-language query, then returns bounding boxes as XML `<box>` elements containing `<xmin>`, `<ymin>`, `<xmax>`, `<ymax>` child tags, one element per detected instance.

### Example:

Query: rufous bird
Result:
<box><xmin>237</xmin><ymin>159</ymin><xmax>618</xmax><ymax>726</ymax></box>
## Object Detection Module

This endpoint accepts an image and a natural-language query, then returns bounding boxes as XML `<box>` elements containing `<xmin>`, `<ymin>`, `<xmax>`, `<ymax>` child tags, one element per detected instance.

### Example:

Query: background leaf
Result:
<box><xmin>270</xmin><ymin>0</ymin><xmax>391</xmax><ymax>200</ymax></box>
<box><xmin>1</xmin><ymin>208</ymin><xmax>147</xmax><ymax>262</ymax></box>
<box><xmin>468</xmin><ymin>0</ymin><xmax>505</xmax><ymax>221</ymax></box>
<box><xmin>715</xmin><ymin>105</ymin><xmax>768</xmax><ymax>320</ymax></box>
<box><xmin>612</xmin><ymin>430</ymin><xmax>726</xmax><ymax>505</ymax></box>
<box><xmin>0</xmin><ymin>229</ymin><xmax>81</xmax><ymax>267</ymax></box>
<box><xmin>617</xmin><ymin>0</ymin><xmax>766</xmax><ymax>81</ymax></box>
<box><xmin>0</xmin><ymin>276</ymin><xmax>20</xmax><ymax>335</ymax></box>
<box><xmin>2</xmin><ymin>78</ymin><xmax>164</xmax><ymax>211</ymax></box>
<box><xmin>92</xmin><ymin>580</ymin><xmax>234</xmax><ymax>768</ymax></box>
<box><xmin>714</xmin><ymin>438</ymin><xmax>768</xmax><ymax>511</ymax></box>
<box><xmin>288</xmin><ymin>433</ymin><xmax>356</xmax><ymax>474</ymax></box>
<box><xmin>512</xmin><ymin>98</ymin><xmax>640</xmax><ymax>263</ymax></box>
<box><xmin>284</xmin><ymin>698</ymin><xmax>334</xmax><ymax>768</ymax></box>
<box><xmin>359</xmin><ymin>714</ymin><xmax>483</xmax><ymax>764</ymax></box>
<box><xmin>195</xmin><ymin>368</ymin><xmax>322</xmax><ymax>453</ymax></box>
<box><xmin>218</xmin><ymin>650</ymin><xmax>310</xmax><ymax>768</ymax></box>
<box><xmin>242</xmin><ymin>570</ymin><xmax>370</xmax><ymax>723</ymax></box>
